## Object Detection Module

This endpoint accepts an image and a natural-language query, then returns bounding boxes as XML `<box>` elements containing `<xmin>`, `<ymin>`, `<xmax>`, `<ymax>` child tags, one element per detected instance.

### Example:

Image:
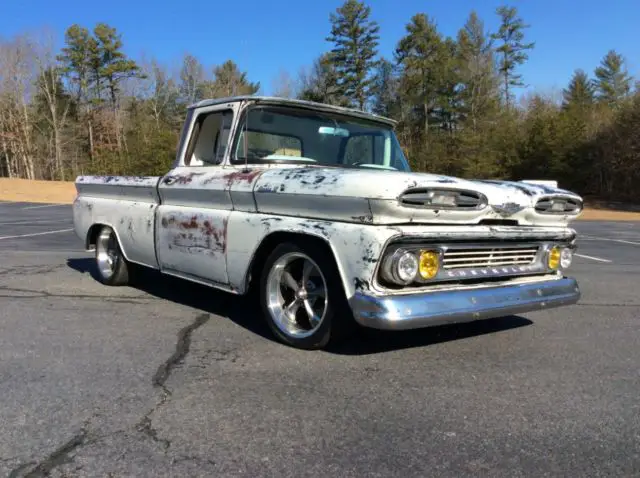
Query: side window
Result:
<box><xmin>183</xmin><ymin>110</ymin><xmax>233</xmax><ymax>166</ymax></box>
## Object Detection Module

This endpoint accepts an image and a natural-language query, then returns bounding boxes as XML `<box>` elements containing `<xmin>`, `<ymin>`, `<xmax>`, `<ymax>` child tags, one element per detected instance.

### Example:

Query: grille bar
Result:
<box><xmin>444</xmin><ymin>249</ymin><xmax>538</xmax><ymax>257</ymax></box>
<box><xmin>442</xmin><ymin>246</ymin><xmax>539</xmax><ymax>270</ymax></box>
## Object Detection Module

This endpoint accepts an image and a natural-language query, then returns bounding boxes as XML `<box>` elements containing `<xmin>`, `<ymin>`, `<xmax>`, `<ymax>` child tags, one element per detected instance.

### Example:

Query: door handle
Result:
<box><xmin>162</xmin><ymin>176</ymin><xmax>177</xmax><ymax>185</ymax></box>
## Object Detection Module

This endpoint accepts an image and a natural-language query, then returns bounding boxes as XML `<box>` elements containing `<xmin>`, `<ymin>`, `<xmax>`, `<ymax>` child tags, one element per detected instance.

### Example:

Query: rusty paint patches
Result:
<box><xmin>354</xmin><ymin>278</ymin><xmax>370</xmax><ymax>291</ymax></box>
<box><xmin>352</xmin><ymin>214</ymin><xmax>374</xmax><ymax>224</ymax></box>
<box><xmin>256</xmin><ymin>184</ymin><xmax>278</xmax><ymax>193</ymax></box>
<box><xmin>172</xmin><ymin>172</ymin><xmax>206</xmax><ymax>185</ymax></box>
<box><xmin>258</xmin><ymin>217</ymin><xmax>284</xmax><ymax>234</ymax></box>
<box><xmin>434</xmin><ymin>178</ymin><xmax>458</xmax><ymax>183</ymax></box>
<box><xmin>221</xmin><ymin>217</ymin><xmax>229</xmax><ymax>253</ymax></box>
<box><xmin>250</xmin><ymin>165</ymin><xmax>583</xmax><ymax>227</ymax></box>
<box><xmin>361</xmin><ymin>239</ymin><xmax>378</xmax><ymax>264</ymax></box>
<box><xmin>298</xmin><ymin>220</ymin><xmax>335</xmax><ymax>239</ymax></box>
<box><xmin>222</xmin><ymin>169</ymin><xmax>263</xmax><ymax>188</ymax></box>
<box><xmin>280</xmin><ymin>168</ymin><xmax>340</xmax><ymax>189</ymax></box>
<box><xmin>202</xmin><ymin>218</ymin><xmax>227</xmax><ymax>253</ymax></box>
<box><xmin>203</xmin><ymin>220</ymin><xmax>214</xmax><ymax>236</ymax></box>
<box><xmin>161</xmin><ymin>213</ymin><xmax>229</xmax><ymax>258</ymax></box>
<box><xmin>78</xmin><ymin>175</ymin><xmax>157</xmax><ymax>185</ymax></box>
<box><xmin>180</xmin><ymin>216</ymin><xmax>199</xmax><ymax>229</ymax></box>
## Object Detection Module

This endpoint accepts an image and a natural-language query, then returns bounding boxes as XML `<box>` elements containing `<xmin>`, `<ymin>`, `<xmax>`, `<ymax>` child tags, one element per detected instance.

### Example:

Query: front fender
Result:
<box><xmin>225</xmin><ymin>212</ymin><xmax>400</xmax><ymax>298</ymax></box>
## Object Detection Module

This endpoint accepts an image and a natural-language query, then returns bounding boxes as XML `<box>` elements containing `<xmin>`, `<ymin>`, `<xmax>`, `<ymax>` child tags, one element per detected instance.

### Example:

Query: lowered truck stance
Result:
<box><xmin>73</xmin><ymin>96</ymin><xmax>582</xmax><ymax>350</ymax></box>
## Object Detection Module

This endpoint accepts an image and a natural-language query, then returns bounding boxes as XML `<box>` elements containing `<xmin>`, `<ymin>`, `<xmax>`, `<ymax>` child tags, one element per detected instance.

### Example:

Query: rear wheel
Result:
<box><xmin>259</xmin><ymin>242</ymin><xmax>355</xmax><ymax>350</ymax></box>
<box><xmin>95</xmin><ymin>225</ymin><xmax>130</xmax><ymax>286</ymax></box>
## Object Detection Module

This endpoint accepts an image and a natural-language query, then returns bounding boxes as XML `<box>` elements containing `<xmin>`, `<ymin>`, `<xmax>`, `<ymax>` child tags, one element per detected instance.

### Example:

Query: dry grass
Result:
<box><xmin>0</xmin><ymin>178</ymin><xmax>77</xmax><ymax>204</ymax></box>
<box><xmin>0</xmin><ymin>178</ymin><xmax>639</xmax><ymax>221</ymax></box>
<box><xmin>578</xmin><ymin>208</ymin><xmax>640</xmax><ymax>221</ymax></box>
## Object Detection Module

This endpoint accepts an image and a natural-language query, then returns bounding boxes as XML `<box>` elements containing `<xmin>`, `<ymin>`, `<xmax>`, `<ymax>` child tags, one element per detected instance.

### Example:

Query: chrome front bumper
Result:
<box><xmin>349</xmin><ymin>277</ymin><xmax>580</xmax><ymax>330</ymax></box>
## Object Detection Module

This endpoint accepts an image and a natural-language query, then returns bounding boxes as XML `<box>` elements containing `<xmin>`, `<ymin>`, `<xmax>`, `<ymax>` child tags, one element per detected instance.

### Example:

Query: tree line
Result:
<box><xmin>0</xmin><ymin>0</ymin><xmax>638</xmax><ymax>202</ymax></box>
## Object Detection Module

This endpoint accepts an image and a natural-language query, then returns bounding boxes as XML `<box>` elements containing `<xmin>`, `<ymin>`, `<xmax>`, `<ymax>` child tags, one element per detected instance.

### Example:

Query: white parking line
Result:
<box><xmin>21</xmin><ymin>203</ymin><xmax>66</xmax><ymax>209</ymax></box>
<box><xmin>582</xmin><ymin>234</ymin><xmax>640</xmax><ymax>246</ymax></box>
<box><xmin>0</xmin><ymin>220</ymin><xmax>67</xmax><ymax>225</ymax></box>
<box><xmin>0</xmin><ymin>228</ymin><xmax>74</xmax><ymax>240</ymax></box>
<box><xmin>575</xmin><ymin>253</ymin><xmax>612</xmax><ymax>263</ymax></box>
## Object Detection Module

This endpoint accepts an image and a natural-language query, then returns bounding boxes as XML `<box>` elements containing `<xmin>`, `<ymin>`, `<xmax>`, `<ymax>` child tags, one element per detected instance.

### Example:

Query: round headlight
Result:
<box><xmin>548</xmin><ymin>246</ymin><xmax>561</xmax><ymax>269</ymax></box>
<box><xmin>396</xmin><ymin>251</ymin><xmax>419</xmax><ymax>283</ymax></box>
<box><xmin>419</xmin><ymin>250</ymin><xmax>440</xmax><ymax>280</ymax></box>
<box><xmin>560</xmin><ymin>247</ymin><xmax>573</xmax><ymax>268</ymax></box>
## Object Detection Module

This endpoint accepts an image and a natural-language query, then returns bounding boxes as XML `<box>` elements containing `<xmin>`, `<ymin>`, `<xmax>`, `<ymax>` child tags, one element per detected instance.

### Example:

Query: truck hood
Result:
<box><xmin>250</xmin><ymin>166</ymin><xmax>583</xmax><ymax>226</ymax></box>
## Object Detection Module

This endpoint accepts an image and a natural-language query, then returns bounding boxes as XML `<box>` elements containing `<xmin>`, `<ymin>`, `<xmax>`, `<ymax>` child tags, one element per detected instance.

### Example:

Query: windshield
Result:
<box><xmin>232</xmin><ymin>105</ymin><xmax>411</xmax><ymax>172</ymax></box>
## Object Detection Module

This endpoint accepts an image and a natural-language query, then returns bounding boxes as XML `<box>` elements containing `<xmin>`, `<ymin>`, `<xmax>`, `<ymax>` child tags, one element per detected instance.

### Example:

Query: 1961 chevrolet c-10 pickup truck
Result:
<box><xmin>73</xmin><ymin>95</ymin><xmax>582</xmax><ymax>349</ymax></box>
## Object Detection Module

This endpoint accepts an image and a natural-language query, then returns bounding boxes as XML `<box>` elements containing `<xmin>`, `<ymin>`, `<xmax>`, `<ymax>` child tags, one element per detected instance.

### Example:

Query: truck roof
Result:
<box><xmin>187</xmin><ymin>95</ymin><xmax>397</xmax><ymax>127</ymax></box>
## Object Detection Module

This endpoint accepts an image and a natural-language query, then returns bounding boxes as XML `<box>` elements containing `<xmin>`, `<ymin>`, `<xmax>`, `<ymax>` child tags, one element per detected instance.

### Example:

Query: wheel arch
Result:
<box><xmin>244</xmin><ymin>230</ymin><xmax>351</xmax><ymax>298</ymax></box>
<box><xmin>86</xmin><ymin>222</ymin><xmax>132</xmax><ymax>262</ymax></box>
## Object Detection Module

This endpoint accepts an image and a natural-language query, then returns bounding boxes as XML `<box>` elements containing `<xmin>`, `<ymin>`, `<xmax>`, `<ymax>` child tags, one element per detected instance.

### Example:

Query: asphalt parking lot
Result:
<box><xmin>0</xmin><ymin>201</ymin><xmax>639</xmax><ymax>477</ymax></box>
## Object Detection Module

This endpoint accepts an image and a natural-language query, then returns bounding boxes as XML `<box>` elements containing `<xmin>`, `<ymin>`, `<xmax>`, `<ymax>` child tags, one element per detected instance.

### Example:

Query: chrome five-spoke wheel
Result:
<box><xmin>259</xmin><ymin>242</ymin><xmax>356</xmax><ymax>350</ymax></box>
<box><xmin>266</xmin><ymin>252</ymin><xmax>328</xmax><ymax>339</ymax></box>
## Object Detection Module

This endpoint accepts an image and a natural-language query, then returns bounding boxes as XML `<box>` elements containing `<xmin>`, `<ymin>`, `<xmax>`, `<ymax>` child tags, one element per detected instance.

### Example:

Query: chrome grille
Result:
<box><xmin>443</xmin><ymin>246</ymin><xmax>539</xmax><ymax>270</ymax></box>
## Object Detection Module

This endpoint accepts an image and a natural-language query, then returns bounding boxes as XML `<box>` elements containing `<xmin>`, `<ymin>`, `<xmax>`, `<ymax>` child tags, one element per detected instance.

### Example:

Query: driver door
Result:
<box><xmin>155</xmin><ymin>103</ymin><xmax>237</xmax><ymax>285</ymax></box>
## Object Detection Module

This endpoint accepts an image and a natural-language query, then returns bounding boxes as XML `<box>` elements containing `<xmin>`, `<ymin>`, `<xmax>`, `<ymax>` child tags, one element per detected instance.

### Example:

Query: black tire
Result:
<box><xmin>259</xmin><ymin>241</ymin><xmax>356</xmax><ymax>350</ymax></box>
<box><xmin>94</xmin><ymin>225</ymin><xmax>130</xmax><ymax>286</ymax></box>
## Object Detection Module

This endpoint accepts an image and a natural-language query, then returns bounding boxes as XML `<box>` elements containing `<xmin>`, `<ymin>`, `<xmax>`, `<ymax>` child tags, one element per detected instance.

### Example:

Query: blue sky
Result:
<box><xmin>2</xmin><ymin>0</ymin><xmax>637</xmax><ymax>97</ymax></box>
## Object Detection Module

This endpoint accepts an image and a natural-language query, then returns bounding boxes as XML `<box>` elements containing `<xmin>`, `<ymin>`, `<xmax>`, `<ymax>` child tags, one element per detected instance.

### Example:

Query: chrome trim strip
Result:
<box><xmin>349</xmin><ymin>277</ymin><xmax>580</xmax><ymax>330</ymax></box>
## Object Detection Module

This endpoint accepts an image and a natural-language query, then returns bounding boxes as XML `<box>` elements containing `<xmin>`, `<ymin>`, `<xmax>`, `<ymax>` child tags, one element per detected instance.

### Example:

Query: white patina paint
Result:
<box><xmin>251</xmin><ymin>166</ymin><xmax>582</xmax><ymax>227</ymax></box>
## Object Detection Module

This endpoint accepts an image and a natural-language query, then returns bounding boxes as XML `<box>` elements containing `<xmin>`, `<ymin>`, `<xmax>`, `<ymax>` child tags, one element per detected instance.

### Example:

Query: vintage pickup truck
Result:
<box><xmin>73</xmin><ymin>96</ymin><xmax>582</xmax><ymax>349</ymax></box>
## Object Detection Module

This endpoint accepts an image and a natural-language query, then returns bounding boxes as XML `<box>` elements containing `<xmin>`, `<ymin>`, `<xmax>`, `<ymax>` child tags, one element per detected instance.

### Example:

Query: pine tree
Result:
<box><xmin>394</xmin><ymin>13</ymin><xmax>447</xmax><ymax>141</ymax></box>
<box><xmin>207</xmin><ymin>60</ymin><xmax>259</xmax><ymax>98</ymax></box>
<box><xmin>93</xmin><ymin>23</ymin><xmax>143</xmax><ymax>108</ymax></box>
<box><xmin>594</xmin><ymin>50</ymin><xmax>632</xmax><ymax>107</ymax></box>
<box><xmin>297</xmin><ymin>53</ymin><xmax>348</xmax><ymax>106</ymax></box>
<box><xmin>457</xmin><ymin>11</ymin><xmax>499</xmax><ymax>131</ymax></box>
<box><xmin>491</xmin><ymin>6</ymin><xmax>534</xmax><ymax>108</ymax></box>
<box><xmin>562</xmin><ymin>69</ymin><xmax>595</xmax><ymax>109</ymax></box>
<box><xmin>57</xmin><ymin>24</ymin><xmax>93</xmax><ymax>106</ymax></box>
<box><xmin>370</xmin><ymin>57</ymin><xmax>399</xmax><ymax>118</ymax></box>
<box><xmin>326</xmin><ymin>0</ymin><xmax>380</xmax><ymax>110</ymax></box>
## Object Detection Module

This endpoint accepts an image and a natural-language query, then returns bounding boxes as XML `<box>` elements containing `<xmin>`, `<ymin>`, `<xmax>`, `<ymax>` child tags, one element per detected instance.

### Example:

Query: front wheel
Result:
<box><xmin>259</xmin><ymin>242</ymin><xmax>356</xmax><ymax>350</ymax></box>
<box><xmin>95</xmin><ymin>225</ymin><xmax>130</xmax><ymax>286</ymax></box>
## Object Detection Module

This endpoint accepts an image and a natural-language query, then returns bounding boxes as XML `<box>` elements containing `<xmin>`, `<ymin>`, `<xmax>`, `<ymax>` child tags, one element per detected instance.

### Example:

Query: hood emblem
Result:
<box><xmin>491</xmin><ymin>202</ymin><xmax>525</xmax><ymax>216</ymax></box>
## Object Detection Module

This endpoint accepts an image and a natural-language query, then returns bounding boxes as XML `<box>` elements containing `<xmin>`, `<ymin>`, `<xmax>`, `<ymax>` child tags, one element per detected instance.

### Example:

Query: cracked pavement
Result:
<box><xmin>1</xmin><ymin>202</ymin><xmax>640</xmax><ymax>477</ymax></box>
